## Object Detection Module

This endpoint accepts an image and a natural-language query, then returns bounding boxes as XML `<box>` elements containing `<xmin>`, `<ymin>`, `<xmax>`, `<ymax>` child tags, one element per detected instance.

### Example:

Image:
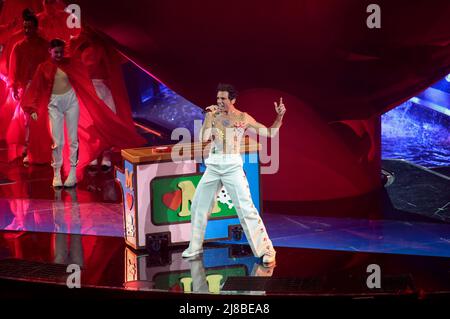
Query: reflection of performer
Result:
<box><xmin>186</xmin><ymin>256</ymin><xmax>274</xmax><ymax>294</ymax></box>
<box><xmin>187</xmin><ymin>257</ymin><xmax>210</xmax><ymax>293</ymax></box>
<box><xmin>183</xmin><ymin>83</ymin><xmax>286</xmax><ymax>266</ymax></box>
<box><xmin>53</xmin><ymin>187</ymin><xmax>83</xmax><ymax>266</ymax></box>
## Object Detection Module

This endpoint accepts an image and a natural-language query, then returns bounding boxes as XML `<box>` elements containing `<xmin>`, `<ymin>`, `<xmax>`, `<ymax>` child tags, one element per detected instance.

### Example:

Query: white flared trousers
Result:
<box><xmin>48</xmin><ymin>89</ymin><xmax>79</xmax><ymax>168</ymax></box>
<box><xmin>188</xmin><ymin>154</ymin><xmax>273</xmax><ymax>257</ymax></box>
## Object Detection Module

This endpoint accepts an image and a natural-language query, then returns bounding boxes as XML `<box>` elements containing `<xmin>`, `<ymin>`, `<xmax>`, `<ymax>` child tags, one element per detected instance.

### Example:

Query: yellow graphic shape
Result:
<box><xmin>125</xmin><ymin>169</ymin><xmax>133</xmax><ymax>191</ymax></box>
<box><xmin>179</xmin><ymin>274</ymin><xmax>224</xmax><ymax>293</ymax></box>
<box><xmin>177</xmin><ymin>180</ymin><xmax>220</xmax><ymax>217</ymax></box>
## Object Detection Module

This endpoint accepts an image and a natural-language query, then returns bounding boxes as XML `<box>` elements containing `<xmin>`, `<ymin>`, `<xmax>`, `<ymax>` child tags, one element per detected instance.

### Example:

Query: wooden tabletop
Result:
<box><xmin>121</xmin><ymin>139</ymin><xmax>260</xmax><ymax>164</ymax></box>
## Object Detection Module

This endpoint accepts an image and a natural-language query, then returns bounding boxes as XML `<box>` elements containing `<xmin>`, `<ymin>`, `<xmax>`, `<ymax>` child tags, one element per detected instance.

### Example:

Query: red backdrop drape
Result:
<box><xmin>71</xmin><ymin>0</ymin><xmax>450</xmax><ymax>202</ymax></box>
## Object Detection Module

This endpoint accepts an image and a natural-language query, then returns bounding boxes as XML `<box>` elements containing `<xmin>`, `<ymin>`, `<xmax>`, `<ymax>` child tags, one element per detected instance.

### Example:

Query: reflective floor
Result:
<box><xmin>0</xmin><ymin>231</ymin><xmax>449</xmax><ymax>298</ymax></box>
<box><xmin>0</xmin><ymin>144</ymin><xmax>450</xmax><ymax>298</ymax></box>
<box><xmin>1</xmin><ymin>192</ymin><xmax>450</xmax><ymax>257</ymax></box>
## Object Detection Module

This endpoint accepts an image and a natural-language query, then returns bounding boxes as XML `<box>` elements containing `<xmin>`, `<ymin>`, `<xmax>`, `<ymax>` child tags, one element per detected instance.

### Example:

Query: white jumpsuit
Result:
<box><xmin>187</xmin><ymin>116</ymin><xmax>274</xmax><ymax>258</ymax></box>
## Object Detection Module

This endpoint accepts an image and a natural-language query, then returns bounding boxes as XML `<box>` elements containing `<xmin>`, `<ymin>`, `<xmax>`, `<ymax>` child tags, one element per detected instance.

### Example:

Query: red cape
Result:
<box><xmin>5</xmin><ymin>34</ymin><xmax>49</xmax><ymax>160</ymax></box>
<box><xmin>69</xmin><ymin>31</ymin><xmax>137</xmax><ymax>130</ymax></box>
<box><xmin>22</xmin><ymin>57</ymin><xmax>146</xmax><ymax>179</ymax></box>
<box><xmin>0</xmin><ymin>29</ymin><xmax>23</xmax><ymax>76</ymax></box>
<box><xmin>37</xmin><ymin>5</ymin><xmax>80</xmax><ymax>42</ymax></box>
<box><xmin>0</xmin><ymin>0</ymin><xmax>43</xmax><ymax>25</ymax></box>
<box><xmin>0</xmin><ymin>91</ymin><xmax>18</xmax><ymax>141</ymax></box>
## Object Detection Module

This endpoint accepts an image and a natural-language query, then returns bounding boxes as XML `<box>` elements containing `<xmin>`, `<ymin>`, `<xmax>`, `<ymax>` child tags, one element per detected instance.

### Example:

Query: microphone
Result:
<box><xmin>202</xmin><ymin>105</ymin><xmax>221</xmax><ymax>114</ymax></box>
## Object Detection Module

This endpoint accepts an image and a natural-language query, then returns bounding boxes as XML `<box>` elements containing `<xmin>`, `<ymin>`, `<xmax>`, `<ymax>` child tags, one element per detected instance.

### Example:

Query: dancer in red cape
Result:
<box><xmin>6</xmin><ymin>10</ymin><xmax>48</xmax><ymax>161</ymax></box>
<box><xmin>21</xmin><ymin>39</ymin><xmax>145</xmax><ymax>187</ymax></box>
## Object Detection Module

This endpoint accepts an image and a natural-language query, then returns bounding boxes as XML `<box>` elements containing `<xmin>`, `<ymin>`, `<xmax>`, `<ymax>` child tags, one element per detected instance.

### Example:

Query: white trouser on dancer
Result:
<box><xmin>48</xmin><ymin>88</ymin><xmax>79</xmax><ymax>168</ymax></box>
<box><xmin>92</xmin><ymin>79</ymin><xmax>116</xmax><ymax>114</ymax></box>
<box><xmin>21</xmin><ymin>82</ymin><xmax>32</xmax><ymax>147</ymax></box>
<box><xmin>188</xmin><ymin>153</ymin><xmax>274</xmax><ymax>258</ymax></box>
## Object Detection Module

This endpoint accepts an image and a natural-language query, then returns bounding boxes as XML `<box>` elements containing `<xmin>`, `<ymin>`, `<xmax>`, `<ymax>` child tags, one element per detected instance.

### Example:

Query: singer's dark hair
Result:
<box><xmin>49</xmin><ymin>38</ymin><xmax>65</xmax><ymax>49</ymax></box>
<box><xmin>217</xmin><ymin>83</ymin><xmax>238</xmax><ymax>100</ymax></box>
<box><xmin>22</xmin><ymin>8</ymin><xmax>38</xmax><ymax>27</ymax></box>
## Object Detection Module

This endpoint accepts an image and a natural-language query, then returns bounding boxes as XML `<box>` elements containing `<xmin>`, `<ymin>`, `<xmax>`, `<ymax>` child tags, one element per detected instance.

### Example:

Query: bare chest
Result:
<box><xmin>54</xmin><ymin>68</ymin><xmax>68</xmax><ymax>81</ymax></box>
<box><xmin>212</xmin><ymin>112</ymin><xmax>247</xmax><ymax>130</ymax></box>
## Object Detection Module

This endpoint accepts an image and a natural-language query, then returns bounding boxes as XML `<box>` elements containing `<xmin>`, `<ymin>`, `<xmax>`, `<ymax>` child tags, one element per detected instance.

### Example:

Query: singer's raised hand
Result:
<box><xmin>274</xmin><ymin>97</ymin><xmax>286</xmax><ymax>117</ymax></box>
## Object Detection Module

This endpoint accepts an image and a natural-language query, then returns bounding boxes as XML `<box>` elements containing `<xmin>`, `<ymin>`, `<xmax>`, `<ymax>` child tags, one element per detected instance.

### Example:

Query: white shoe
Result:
<box><xmin>262</xmin><ymin>249</ymin><xmax>276</xmax><ymax>266</ymax></box>
<box><xmin>52</xmin><ymin>168</ymin><xmax>63</xmax><ymax>188</ymax></box>
<box><xmin>89</xmin><ymin>159</ymin><xmax>98</xmax><ymax>166</ymax></box>
<box><xmin>23</xmin><ymin>155</ymin><xmax>29</xmax><ymax>164</ymax></box>
<box><xmin>64</xmin><ymin>167</ymin><xmax>77</xmax><ymax>188</ymax></box>
<box><xmin>182</xmin><ymin>247</ymin><xmax>203</xmax><ymax>258</ymax></box>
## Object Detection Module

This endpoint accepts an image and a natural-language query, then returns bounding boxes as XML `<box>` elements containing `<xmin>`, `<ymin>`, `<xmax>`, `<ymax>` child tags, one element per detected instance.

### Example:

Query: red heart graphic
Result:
<box><xmin>162</xmin><ymin>190</ymin><xmax>182</xmax><ymax>211</ymax></box>
<box><xmin>126</xmin><ymin>193</ymin><xmax>134</xmax><ymax>210</ymax></box>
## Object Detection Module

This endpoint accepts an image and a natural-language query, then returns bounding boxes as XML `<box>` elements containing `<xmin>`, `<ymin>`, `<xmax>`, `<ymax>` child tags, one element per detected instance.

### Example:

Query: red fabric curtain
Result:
<box><xmin>74</xmin><ymin>0</ymin><xmax>450</xmax><ymax>119</ymax></box>
<box><xmin>69</xmin><ymin>0</ymin><xmax>450</xmax><ymax>202</ymax></box>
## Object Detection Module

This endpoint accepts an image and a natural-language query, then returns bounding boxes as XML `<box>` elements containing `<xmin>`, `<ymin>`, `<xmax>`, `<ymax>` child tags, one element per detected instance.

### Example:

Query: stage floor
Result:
<box><xmin>0</xmin><ymin>144</ymin><xmax>449</xmax><ymax>299</ymax></box>
<box><xmin>1</xmin><ymin>231</ymin><xmax>450</xmax><ymax>299</ymax></box>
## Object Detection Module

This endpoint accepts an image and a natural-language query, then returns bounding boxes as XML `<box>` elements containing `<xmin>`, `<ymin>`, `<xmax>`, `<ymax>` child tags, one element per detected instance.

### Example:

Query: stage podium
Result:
<box><xmin>116</xmin><ymin>140</ymin><xmax>262</xmax><ymax>250</ymax></box>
